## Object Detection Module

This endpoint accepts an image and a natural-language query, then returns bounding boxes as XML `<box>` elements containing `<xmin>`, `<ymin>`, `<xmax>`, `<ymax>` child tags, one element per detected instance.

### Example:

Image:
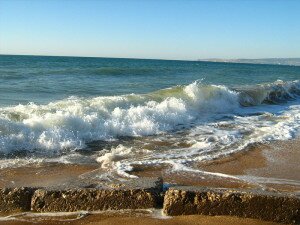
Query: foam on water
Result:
<box><xmin>96</xmin><ymin>145</ymin><xmax>137</xmax><ymax>178</ymax></box>
<box><xmin>0</xmin><ymin>81</ymin><xmax>239</xmax><ymax>154</ymax></box>
<box><xmin>0</xmin><ymin>80</ymin><xmax>300</xmax><ymax>175</ymax></box>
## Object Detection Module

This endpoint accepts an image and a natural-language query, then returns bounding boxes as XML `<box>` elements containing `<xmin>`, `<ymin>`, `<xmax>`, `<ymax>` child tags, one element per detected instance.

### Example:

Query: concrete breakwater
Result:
<box><xmin>164</xmin><ymin>186</ymin><xmax>300</xmax><ymax>224</ymax></box>
<box><xmin>0</xmin><ymin>177</ymin><xmax>163</xmax><ymax>213</ymax></box>
<box><xmin>0</xmin><ymin>177</ymin><xmax>299</xmax><ymax>224</ymax></box>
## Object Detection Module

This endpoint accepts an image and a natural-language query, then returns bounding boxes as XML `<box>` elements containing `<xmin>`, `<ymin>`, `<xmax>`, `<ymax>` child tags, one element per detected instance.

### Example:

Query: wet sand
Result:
<box><xmin>201</xmin><ymin>140</ymin><xmax>300</xmax><ymax>179</ymax></box>
<box><xmin>0</xmin><ymin>163</ymin><xmax>98</xmax><ymax>188</ymax></box>
<box><xmin>0</xmin><ymin>211</ymin><xmax>281</xmax><ymax>225</ymax></box>
<box><xmin>131</xmin><ymin>139</ymin><xmax>300</xmax><ymax>192</ymax></box>
<box><xmin>200</xmin><ymin>139</ymin><xmax>300</xmax><ymax>192</ymax></box>
<box><xmin>0</xmin><ymin>139</ymin><xmax>299</xmax><ymax>224</ymax></box>
<box><xmin>1</xmin><ymin>139</ymin><xmax>299</xmax><ymax>191</ymax></box>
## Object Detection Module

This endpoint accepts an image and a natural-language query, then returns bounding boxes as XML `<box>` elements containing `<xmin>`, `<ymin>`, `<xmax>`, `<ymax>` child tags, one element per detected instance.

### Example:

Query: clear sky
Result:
<box><xmin>0</xmin><ymin>0</ymin><xmax>299</xmax><ymax>60</ymax></box>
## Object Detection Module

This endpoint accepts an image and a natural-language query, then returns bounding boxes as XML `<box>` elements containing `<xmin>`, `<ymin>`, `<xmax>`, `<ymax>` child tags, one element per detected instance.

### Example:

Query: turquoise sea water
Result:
<box><xmin>0</xmin><ymin>55</ymin><xmax>300</xmax><ymax>177</ymax></box>
<box><xmin>1</xmin><ymin>55</ymin><xmax>299</xmax><ymax>106</ymax></box>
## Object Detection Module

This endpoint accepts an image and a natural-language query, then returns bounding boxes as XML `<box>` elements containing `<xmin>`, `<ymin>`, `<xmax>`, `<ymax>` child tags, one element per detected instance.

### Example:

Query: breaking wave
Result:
<box><xmin>0</xmin><ymin>80</ymin><xmax>299</xmax><ymax>155</ymax></box>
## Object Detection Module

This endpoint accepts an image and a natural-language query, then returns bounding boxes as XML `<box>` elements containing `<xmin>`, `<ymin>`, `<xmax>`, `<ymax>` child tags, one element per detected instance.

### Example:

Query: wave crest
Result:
<box><xmin>238</xmin><ymin>80</ymin><xmax>300</xmax><ymax>106</ymax></box>
<box><xmin>0</xmin><ymin>80</ymin><xmax>299</xmax><ymax>154</ymax></box>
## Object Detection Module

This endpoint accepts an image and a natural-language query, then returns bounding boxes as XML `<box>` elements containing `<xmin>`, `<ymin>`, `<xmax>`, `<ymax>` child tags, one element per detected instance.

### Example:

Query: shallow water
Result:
<box><xmin>0</xmin><ymin>55</ymin><xmax>300</xmax><ymax>178</ymax></box>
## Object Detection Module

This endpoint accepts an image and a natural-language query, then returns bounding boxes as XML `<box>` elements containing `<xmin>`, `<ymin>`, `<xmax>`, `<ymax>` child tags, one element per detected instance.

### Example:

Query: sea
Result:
<box><xmin>0</xmin><ymin>54</ymin><xmax>300</xmax><ymax>178</ymax></box>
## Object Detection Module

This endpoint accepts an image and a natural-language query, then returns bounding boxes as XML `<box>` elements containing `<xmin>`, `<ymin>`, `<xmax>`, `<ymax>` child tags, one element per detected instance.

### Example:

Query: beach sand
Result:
<box><xmin>131</xmin><ymin>139</ymin><xmax>300</xmax><ymax>192</ymax></box>
<box><xmin>200</xmin><ymin>139</ymin><xmax>300</xmax><ymax>192</ymax></box>
<box><xmin>0</xmin><ymin>163</ymin><xmax>98</xmax><ymax>188</ymax></box>
<box><xmin>1</xmin><ymin>138</ymin><xmax>299</xmax><ymax>191</ymax></box>
<box><xmin>201</xmin><ymin>140</ymin><xmax>300</xmax><ymax>179</ymax></box>
<box><xmin>0</xmin><ymin>211</ymin><xmax>282</xmax><ymax>225</ymax></box>
<box><xmin>0</xmin><ymin>139</ymin><xmax>299</xmax><ymax>224</ymax></box>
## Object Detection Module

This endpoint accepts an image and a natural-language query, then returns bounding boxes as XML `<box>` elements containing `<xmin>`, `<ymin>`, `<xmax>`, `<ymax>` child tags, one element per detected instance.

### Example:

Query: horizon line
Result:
<box><xmin>1</xmin><ymin>53</ymin><xmax>300</xmax><ymax>62</ymax></box>
<box><xmin>0</xmin><ymin>53</ymin><xmax>198</xmax><ymax>62</ymax></box>
<box><xmin>0</xmin><ymin>53</ymin><xmax>300</xmax><ymax>66</ymax></box>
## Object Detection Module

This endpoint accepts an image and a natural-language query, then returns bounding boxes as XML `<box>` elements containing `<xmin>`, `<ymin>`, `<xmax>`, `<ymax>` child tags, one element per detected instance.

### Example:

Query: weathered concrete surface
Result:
<box><xmin>0</xmin><ymin>187</ymin><xmax>35</xmax><ymax>213</ymax></box>
<box><xmin>163</xmin><ymin>186</ymin><xmax>300</xmax><ymax>224</ymax></box>
<box><xmin>31</xmin><ymin>177</ymin><xmax>163</xmax><ymax>212</ymax></box>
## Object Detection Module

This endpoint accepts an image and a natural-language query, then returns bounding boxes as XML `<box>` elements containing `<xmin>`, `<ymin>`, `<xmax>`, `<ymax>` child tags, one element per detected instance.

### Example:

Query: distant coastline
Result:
<box><xmin>199</xmin><ymin>58</ymin><xmax>300</xmax><ymax>66</ymax></box>
<box><xmin>1</xmin><ymin>54</ymin><xmax>300</xmax><ymax>66</ymax></box>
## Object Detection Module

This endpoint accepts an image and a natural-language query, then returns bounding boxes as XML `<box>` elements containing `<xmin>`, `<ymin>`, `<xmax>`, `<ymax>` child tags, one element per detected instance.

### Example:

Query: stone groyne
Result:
<box><xmin>0</xmin><ymin>177</ymin><xmax>299</xmax><ymax>224</ymax></box>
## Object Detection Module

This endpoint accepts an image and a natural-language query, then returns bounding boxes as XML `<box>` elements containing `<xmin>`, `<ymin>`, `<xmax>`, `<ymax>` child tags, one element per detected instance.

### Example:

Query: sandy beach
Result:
<box><xmin>0</xmin><ymin>139</ymin><xmax>299</xmax><ymax>224</ymax></box>
<box><xmin>2</xmin><ymin>139</ymin><xmax>299</xmax><ymax>191</ymax></box>
<box><xmin>0</xmin><ymin>164</ymin><xmax>98</xmax><ymax>188</ymax></box>
<box><xmin>0</xmin><ymin>213</ymin><xmax>282</xmax><ymax>225</ymax></box>
<box><xmin>130</xmin><ymin>139</ymin><xmax>300</xmax><ymax>193</ymax></box>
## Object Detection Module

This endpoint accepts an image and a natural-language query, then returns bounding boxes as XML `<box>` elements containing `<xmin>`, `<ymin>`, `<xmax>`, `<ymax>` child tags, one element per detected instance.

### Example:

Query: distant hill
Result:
<box><xmin>199</xmin><ymin>58</ymin><xmax>300</xmax><ymax>66</ymax></box>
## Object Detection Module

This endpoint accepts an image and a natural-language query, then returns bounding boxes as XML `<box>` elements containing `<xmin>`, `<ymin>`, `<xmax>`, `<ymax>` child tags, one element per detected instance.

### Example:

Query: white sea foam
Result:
<box><xmin>0</xmin><ymin>81</ymin><xmax>241</xmax><ymax>154</ymax></box>
<box><xmin>96</xmin><ymin>145</ymin><xmax>137</xmax><ymax>178</ymax></box>
<box><xmin>0</xmin><ymin>80</ymin><xmax>300</xmax><ymax>175</ymax></box>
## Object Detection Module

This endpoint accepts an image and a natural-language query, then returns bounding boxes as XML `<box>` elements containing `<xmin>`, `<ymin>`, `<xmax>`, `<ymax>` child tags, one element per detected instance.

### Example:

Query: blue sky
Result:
<box><xmin>0</xmin><ymin>0</ymin><xmax>299</xmax><ymax>60</ymax></box>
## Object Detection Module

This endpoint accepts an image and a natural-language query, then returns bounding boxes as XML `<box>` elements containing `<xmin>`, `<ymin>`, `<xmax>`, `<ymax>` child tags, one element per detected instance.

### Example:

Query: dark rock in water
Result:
<box><xmin>31</xmin><ymin>177</ymin><xmax>163</xmax><ymax>212</ymax></box>
<box><xmin>163</xmin><ymin>186</ymin><xmax>300</xmax><ymax>224</ymax></box>
<box><xmin>0</xmin><ymin>187</ymin><xmax>35</xmax><ymax>213</ymax></box>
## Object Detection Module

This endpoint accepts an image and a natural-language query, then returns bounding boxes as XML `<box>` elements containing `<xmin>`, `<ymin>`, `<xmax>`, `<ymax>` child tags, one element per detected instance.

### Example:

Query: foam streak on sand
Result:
<box><xmin>0</xmin><ymin>80</ymin><xmax>300</xmax><ymax>176</ymax></box>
